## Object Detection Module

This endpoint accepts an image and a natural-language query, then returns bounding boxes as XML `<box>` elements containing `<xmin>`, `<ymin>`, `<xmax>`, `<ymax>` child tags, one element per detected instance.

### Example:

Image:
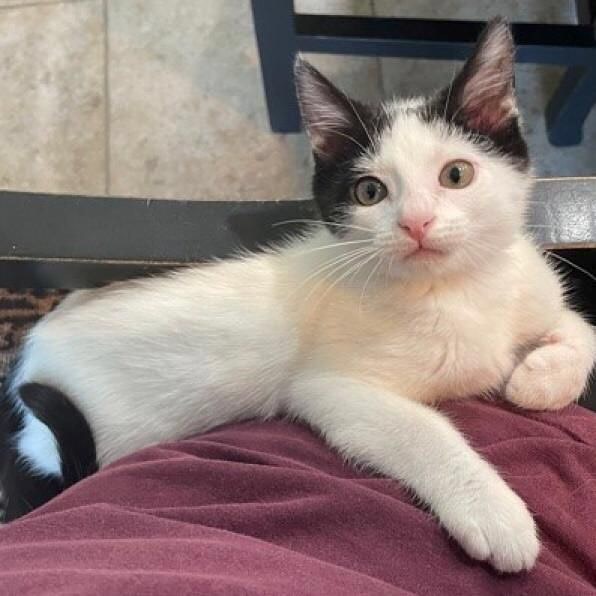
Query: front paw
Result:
<box><xmin>505</xmin><ymin>344</ymin><xmax>587</xmax><ymax>411</ymax></box>
<box><xmin>444</xmin><ymin>480</ymin><xmax>539</xmax><ymax>573</ymax></box>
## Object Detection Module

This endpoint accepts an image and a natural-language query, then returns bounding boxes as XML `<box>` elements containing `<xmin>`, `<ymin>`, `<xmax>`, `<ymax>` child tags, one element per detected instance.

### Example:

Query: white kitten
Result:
<box><xmin>2</xmin><ymin>18</ymin><xmax>594</xmax><ymax>574</ymax></box>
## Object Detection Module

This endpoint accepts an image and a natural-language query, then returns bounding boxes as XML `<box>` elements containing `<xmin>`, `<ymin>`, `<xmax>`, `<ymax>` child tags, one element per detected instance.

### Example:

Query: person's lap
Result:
<box><xmin>0</xmin><ymin>398</ymin><xmax>594</xmax><ymax>595</ymax></box>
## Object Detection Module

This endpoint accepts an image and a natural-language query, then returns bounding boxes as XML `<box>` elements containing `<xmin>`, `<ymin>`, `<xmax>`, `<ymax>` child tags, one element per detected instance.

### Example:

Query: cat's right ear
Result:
<box><xmin>294</xmin><ymin>57</ymin><xmax>372</xmax><ymax>160</ymax></box>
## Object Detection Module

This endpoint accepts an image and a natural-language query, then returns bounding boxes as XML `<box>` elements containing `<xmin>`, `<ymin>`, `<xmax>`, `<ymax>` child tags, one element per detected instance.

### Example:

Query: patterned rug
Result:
<box><xmin>0</xmin><ymin>289</ymin><xmax>67</xmax><ymax>382</ymax></box>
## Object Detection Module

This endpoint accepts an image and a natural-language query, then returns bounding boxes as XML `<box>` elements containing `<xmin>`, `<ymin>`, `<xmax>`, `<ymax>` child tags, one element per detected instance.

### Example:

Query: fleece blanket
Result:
<box><xmin>0</xmin><ymin>398</ymin><xmax>594</xmax><ymax>595</ymax></box>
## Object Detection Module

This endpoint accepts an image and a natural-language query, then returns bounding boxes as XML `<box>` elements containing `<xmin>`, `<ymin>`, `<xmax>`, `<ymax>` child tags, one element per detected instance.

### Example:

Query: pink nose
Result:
<box><xmin>398</xmin><ymin>216</ymin><xmax>435</xmax><ymax>243</ymax></box>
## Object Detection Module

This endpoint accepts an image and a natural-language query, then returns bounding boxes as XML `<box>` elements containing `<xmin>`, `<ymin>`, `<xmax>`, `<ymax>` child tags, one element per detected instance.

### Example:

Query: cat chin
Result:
<box><xmin>385</xmin><ymin>248</ymin><xmax>476</xmax><ymax>281</ymax></box>
<box><xmin>387</xmin><ymin>259</ymin><xmax>449</xmax><ymax>281</ymax></box>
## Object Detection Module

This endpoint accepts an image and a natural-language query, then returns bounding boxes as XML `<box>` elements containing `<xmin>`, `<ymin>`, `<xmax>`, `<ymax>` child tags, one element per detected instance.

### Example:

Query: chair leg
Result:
<box><xmin>251</xmin><ymin>0</ymin><xmax>301</xmax><ymax>133</ymax></box>
<box><xmin>546</xmin><ymin>66</ymin><xmax>596</xmax><ymax>146</ymax></box>
<box><xmin>573</xmin><ymin>0</ymin><xmax>596</xmax><ymax>25</ymax></box>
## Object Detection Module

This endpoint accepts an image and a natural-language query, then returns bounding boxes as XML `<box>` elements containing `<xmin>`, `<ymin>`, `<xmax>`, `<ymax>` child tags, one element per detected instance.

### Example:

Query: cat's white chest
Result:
<box><xmin>303</xmin><ymin>280</ymin><xmax>517</xmax><ymax>403</ymax></box>
<box><xmin>406</xmin><ymin>299</ymin><xmax>516</xmax><ymax>401</ymax></box>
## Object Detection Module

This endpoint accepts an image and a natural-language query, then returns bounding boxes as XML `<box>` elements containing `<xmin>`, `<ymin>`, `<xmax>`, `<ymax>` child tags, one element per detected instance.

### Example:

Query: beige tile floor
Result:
<box><xmin>0</xmin><ymin>0</ymin><xmax>593</xmax><ymax>201</ymax></box>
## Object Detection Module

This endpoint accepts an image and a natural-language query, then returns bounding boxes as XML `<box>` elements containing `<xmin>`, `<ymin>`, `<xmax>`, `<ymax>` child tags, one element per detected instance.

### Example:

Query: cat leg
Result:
<box><xmin>286</xmin><ymin>372</ymin><xmax>539</xmax><ymax>573</ymax></box>
<box><xmin>506</xmin><ymin>309</ymin><xmax>596</xmax><ymax>410</ymax></box>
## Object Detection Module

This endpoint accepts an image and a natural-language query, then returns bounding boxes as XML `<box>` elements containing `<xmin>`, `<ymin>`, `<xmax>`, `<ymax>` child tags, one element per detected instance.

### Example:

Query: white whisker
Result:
<box><xmin>308</xmin><ymin>123</ymin><xmax>368</xmax><ymax>154</ymax></box>
<box><xmin>310</xmin><ymin>249</ymin><xmax>379</xmax><ymax>309</ymax></box>
<box><xmin>443</xmin><ymin>66</ymin><xmax>457</xmax><ymax>120</ymax></box>
<box><xmin>273</xmin><ymin>219</ymin><xmax>376</xmax><ymax>234</ymax></box>
<box><xmin>343</xmin><ymin>93</ymin><xmax>375</xmax><ymax>148</ymax></box>
<box><xmin>291</xmin><ymin>238</ymin><xmax>373</xmax><ymax>258</ymax></box>
<box><xmin>545</xmin><ymin>251</ymin><xmax>596</xmax><ymax>284</ymax></box>
<box><xmin>295</xmin><ymin>247</ymin><xmax>375</xmax><ymax>299</ymax></box>
<box><xmin>302</xmin><ymin>250</ymin><xmax>375</xmax><ymax>307</ymax></box>
<box><xmin>359</xmin><ymin>251</ymin><xmax>385</xmax><ymax>312</ymax></box>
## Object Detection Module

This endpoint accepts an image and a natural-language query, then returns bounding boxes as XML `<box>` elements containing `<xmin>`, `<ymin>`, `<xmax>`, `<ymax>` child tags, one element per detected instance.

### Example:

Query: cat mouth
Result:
<box><xmin>404</xmin><ymin>246</ymin><xmax>445</xmax><ymax>260</ymax></box>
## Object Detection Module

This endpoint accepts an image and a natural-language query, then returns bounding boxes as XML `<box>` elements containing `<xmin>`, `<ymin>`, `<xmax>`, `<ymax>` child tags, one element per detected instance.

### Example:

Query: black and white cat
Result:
<box><xmin>1</xmin><ymin>19</ymin><xmax>594</xmax><ymax>573</ymax></box>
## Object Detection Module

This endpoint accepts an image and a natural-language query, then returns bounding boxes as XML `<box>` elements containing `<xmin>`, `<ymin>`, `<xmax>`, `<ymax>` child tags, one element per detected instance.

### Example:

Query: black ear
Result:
<box><xmin>445</xmin><ymin>18</ymin><xmax>518</xmax><ymax>137</ymax></box>
<box><xmin>294</xmin><ymin>57</ymin><xmax>374</xmax><ymax>160</ymax></box>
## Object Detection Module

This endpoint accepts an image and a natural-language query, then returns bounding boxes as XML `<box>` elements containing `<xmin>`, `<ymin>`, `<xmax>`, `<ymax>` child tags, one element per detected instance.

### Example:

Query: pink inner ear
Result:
<box><xmin>457</xmin><ymin>39</ymin><xmax>516</xmax><ymax>136</ymax></box>
<box><xmin>310</xmin><ymin>125</ymin><xmax>352</xmax><ymax>160</ymax></box>
<box><xmin>466</xmin><ymin>98</ymin><xmax>512</xmax><ymax>134</ymax></box>
<box><xmin>460</xmin><ymin>73</ymin><xmax>516</xmax><ymax>135</ymax></box>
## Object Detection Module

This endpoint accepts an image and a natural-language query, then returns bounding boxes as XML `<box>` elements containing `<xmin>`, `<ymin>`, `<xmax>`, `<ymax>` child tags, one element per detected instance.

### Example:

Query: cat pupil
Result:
<box><xmin>449</xmin><ymin>167</ymin><xmax>462</xmax><ymax>184</ymax></box>
<box><xmin>367</xmin><ymin>183</ymin><xmax>377</xmax><ymax>199</ymax></box>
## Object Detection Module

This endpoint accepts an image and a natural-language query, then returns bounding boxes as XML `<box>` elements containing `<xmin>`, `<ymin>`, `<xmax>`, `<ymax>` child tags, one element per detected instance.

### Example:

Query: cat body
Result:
<box><xmin>2</xmin><ymin>19</ymin><xmax>595</xmax><ymax>574</ymax></box>
<box><xmin>13</xmin><ymin>229</ymin><xmax>562</xmax><ymax>466</ymax></box>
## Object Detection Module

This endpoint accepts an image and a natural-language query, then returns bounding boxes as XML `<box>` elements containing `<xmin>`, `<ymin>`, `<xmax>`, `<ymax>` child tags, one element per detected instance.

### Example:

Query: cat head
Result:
<box><xmin>295</xmin><ymin>18</ymin><xmax>532</xmax><ymax>281</ymax></box>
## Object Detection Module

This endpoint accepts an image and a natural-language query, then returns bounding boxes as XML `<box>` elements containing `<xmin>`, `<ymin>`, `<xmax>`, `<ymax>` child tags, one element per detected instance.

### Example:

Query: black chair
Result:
<box><xmin>251</xmin><ymin>0</ymin><xmax>596</xmax><ymax>146</ymax></box>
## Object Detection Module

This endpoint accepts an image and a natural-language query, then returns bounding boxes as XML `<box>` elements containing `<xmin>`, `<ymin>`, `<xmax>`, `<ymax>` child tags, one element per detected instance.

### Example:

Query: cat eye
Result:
<box><xmin>439</xmin><ymin>160</ymin><xmax>474</xmax><ymax>189</ymax></box>
<box><xmin>353</xmin><ymin>177</ymin><xmax>388</xmax><ymax>206</ymax></box>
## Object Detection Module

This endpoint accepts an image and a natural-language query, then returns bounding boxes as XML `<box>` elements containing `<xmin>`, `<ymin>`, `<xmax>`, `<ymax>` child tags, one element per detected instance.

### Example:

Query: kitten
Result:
<box><xmin>1</xmin><ymin>18</ymin><xmax>594</xmax><ymax>573</ymax></box>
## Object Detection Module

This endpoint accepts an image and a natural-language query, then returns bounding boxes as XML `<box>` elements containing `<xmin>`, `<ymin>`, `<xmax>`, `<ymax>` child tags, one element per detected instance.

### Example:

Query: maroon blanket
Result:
<box><xmin>0</xmin><ymin>399</ymin><xmax>595</xmax><ymax>595</ymax></box>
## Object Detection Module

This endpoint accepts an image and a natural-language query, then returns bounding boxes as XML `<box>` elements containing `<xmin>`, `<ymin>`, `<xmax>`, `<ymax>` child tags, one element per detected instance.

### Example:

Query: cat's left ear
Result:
<box><xmin>445</xmin><ymin>18</ymin><xmax>518</xmax><ymax>136</ymax></box>
<box><xmin>294</xmin><ymin>57</ymin><xmax>373</xmax><ymax>160</ymax></box>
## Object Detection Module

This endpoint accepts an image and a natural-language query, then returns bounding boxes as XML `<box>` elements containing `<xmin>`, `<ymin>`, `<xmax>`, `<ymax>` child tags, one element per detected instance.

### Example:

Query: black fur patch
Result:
<box><xmin>294</xmin><ymin>58</ymin><xmax>391</xmax><ymax>235</ymax></box>
<box><xmin>20</xmin><ymin>383</ymin><xmax>98</xmax><ymax>485</ymax></box>
<box><xmin>421</xmin><ymin>20</ymin><xmax>529</xmax><ymax>170</ymax></box>
<box><xmin>0</xmin><ymin>446</ymin><xmax>64</xmax><ymax>522</ymax></box>
<box><xmin>312</xmin><ymin>107</ymin><xmax>389</xmax><ymax>234</ymax></box>
<box><xmin>423</xmin><ymin>89</ymin><xmax>529</xmax><ymax>170</ymax></box>
<box><xmin>0</xmin><ymin>380</ymin><xmax>97</xmax><ymax>522</ymax></box>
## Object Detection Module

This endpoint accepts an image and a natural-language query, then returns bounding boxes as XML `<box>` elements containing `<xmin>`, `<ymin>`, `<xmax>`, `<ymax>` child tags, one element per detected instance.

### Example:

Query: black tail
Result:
<box><xmin>0</xmin><ymin>383</ymin><xmax>97</xmax><ymax>522</ymax></box>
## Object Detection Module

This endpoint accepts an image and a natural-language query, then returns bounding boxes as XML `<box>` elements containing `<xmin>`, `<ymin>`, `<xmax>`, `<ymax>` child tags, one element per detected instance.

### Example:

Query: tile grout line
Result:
<box><xmin>0</xmin><ymin>0</ymin><xmax>89</xmax><ymax>11</ymax></box>
<box><xmin>103</xmin><ymin>0</ymin><xmax>110</xmax><ymax>195</ymax></box>
<box><xmin>369</xmin><ymin>0</ymin><xmax>387</xmax><ymax>98</ymax></box>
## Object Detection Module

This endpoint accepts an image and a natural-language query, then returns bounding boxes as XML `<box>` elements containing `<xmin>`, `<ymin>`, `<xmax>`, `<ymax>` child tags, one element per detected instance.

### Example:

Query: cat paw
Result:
<box><xmin>445</xmin><ymin>483</ymin><xmax>539</xmax><ymax>573</ymax></box>
<box><xmin>505</xmin><ymin>344</ymin><xmax>586</xmax><ymax>411</ymax></box>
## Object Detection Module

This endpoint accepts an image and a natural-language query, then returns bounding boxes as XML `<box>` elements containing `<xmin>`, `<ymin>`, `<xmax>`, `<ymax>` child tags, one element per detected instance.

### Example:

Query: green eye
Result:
<box><xmin>439</xmin><ymin>160</ymin><xmax>474</xmax><ymax>189</ymax></box>
<box><xmin>353</xmin><ymin>177</ymin><xmax>388</xmax><ymax>206</ymax></box>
